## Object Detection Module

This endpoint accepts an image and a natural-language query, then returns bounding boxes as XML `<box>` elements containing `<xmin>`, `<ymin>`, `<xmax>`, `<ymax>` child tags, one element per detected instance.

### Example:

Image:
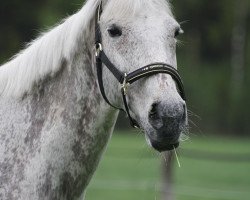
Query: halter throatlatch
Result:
<box><xmin>95</xmin><ymin>2</ymin><xmax>186</xmax><ymax>128</ymax></box>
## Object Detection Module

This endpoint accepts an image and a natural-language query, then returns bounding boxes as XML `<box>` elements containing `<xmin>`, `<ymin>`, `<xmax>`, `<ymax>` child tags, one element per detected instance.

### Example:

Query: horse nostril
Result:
<box><xmin>149</xmin><ymin>101</ymin><xmax>186</xmax><ymax>131</ymax></box>
<box><xmin>149</xmin><ymin>103</ymin><xmax>159</xmax><ymax>120</ymax></box>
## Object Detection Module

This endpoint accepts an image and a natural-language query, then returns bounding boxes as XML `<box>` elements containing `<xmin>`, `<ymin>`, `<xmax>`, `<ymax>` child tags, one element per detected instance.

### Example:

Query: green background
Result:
<box><xmin>86</xmin><ymin>132</ymin><xmax>250</xmax><ymax>200</ymax></box>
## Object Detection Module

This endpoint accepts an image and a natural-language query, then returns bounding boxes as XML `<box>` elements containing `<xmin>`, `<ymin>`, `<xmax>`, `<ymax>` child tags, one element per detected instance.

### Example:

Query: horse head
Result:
<box><xmin>95</xmin><ymin>0</ymin><xmax>188</xmax><ymax>152</ymax></box>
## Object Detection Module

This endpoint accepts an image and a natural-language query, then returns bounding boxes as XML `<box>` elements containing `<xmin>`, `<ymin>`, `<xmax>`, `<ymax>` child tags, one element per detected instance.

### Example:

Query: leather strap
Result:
<box><xmin>96</xmin><ymin>55</ymin><xmax>121</xmax><ymax>110</ymax></box>
<box><xmin>99</xmin><ymin>51</ymin><xmax>125</xmax><ymax>84</ymax></box>
<box><xmin>121</xmin><ymin>88</ymin><xmax>140</xmax><ymax>128</ymax></box>
<box><xmin>126</xmin><ymin>63</ymin><xmax>186</xmax><ymax>100</ymax></box>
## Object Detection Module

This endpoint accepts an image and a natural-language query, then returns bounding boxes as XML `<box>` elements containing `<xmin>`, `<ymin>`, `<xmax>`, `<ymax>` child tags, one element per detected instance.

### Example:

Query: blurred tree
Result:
<box><xmin>229</xmin><ymin>0</ymin><xmax>249</xmax><ymax>134</ymax></box>
<box><xmin>172</xmin><ymin>0</ymin><xmax>250</xmax><ymax>135</ymax></box>
<box><xmin>0</xmin><ymin>0</ymin><xmax>83</xmax><ymax>63</ymax></box>
<box><xmin>0</xmin><ymin>1</ymin><xmax>45</xmax><ymax>61</ymax></box>
<box><xmin>231</xmin><ymin>0</ymin><xmax>248</xmax><ymax>90</ymax></box>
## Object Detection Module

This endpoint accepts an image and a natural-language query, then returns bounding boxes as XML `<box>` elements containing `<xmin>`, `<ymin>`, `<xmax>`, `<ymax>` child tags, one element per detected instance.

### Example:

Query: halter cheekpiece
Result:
<box><xmin>95</xmin><ymin>2</ymin><xmax>186</xmax><ymax>128</ymax></box>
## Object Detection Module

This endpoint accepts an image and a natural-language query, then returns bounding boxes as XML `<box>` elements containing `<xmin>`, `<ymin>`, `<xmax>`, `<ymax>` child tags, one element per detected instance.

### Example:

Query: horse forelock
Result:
<box><xmin>102</xmin><ymin>0</ymin><xmax>173</xmax><ymax>19</ymax></box>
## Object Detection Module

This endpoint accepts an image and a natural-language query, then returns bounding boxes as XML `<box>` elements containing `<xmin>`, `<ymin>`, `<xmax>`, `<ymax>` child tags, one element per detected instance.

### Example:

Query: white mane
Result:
<box><xmin>0</xmin><ymin>0</ymin><xmax>172</xmax><ymax>98</ymax></box>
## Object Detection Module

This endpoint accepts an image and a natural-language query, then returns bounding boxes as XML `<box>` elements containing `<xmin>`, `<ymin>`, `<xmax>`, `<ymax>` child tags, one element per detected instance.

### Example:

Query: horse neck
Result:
<box><xmin>0</xmin><ymin>2</ymin><xmax>120</xmax><ymax>198</ymax></box>
<box><xmin>0</xmin><ymin>0</ymin><xmax>119</xmax><ymax>140</ymax></box>
<box><xmin>23</xmin><ymin>35</ymin><xmax>120</xmax><ymax>195</ymax></box>
<box><xmin>0</xmin><ymin>50</ymin><xmax>119</xmax><ymax>199</ymax></box>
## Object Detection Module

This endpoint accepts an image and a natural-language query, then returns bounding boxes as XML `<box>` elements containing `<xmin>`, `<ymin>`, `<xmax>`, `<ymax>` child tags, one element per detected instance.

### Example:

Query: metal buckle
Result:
<box><xmin>121</xmin><ymin>73</ymin><xmax>130</xmax><ymax>95</ymax></box>
<box><xmin>95</xmin><ymin>43</ymin><xmax>103</xmax><ymax>57</ymax></box>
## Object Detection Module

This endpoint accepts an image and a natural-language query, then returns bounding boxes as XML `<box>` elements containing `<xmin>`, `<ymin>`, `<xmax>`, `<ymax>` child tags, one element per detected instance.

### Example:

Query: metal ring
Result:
<box><xmin>121</xmin><ymin>73</ymin><xmax>130</xmax><ymax>94</ymax></box>
<box><xmin>95</xmin><ymin>43</ymin><xmax>103</xmax><ymax>57</ymax></box>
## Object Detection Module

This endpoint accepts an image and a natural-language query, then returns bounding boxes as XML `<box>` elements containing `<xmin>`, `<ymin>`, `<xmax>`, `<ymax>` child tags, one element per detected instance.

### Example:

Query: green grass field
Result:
<box><xmin>86</xmin><ymin>131</ymin><xmax>250</xmax><ymax>200</ymax></box>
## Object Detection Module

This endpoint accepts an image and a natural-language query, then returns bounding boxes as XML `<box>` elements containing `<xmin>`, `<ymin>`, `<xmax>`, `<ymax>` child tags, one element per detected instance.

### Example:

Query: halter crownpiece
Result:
<box><xmin>95</xmin><ymin>2</ymin><xmax>186</xmax><ymax>128</ymax></box>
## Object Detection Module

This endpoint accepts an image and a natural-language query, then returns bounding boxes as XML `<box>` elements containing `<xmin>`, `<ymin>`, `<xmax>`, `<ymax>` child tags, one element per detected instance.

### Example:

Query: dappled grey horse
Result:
<box><xmin>0</xmin><ymin>0</ymin><xmax>187</xmax><ymax>199</ymax></box>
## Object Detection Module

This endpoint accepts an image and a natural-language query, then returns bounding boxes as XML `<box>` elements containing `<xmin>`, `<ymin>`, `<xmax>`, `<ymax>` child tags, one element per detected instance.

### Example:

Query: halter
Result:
<box><xmin>95</xmin><ymin>2</ymin><xmax>186</xmax><ymax>128</ymax></box>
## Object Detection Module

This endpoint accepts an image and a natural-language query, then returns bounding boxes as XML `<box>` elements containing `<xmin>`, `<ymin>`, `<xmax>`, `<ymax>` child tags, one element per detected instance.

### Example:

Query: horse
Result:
<box><xmin>0</xmin><ymin>0</ymin><xmax>188</xmax><ymax>199</ymax></box>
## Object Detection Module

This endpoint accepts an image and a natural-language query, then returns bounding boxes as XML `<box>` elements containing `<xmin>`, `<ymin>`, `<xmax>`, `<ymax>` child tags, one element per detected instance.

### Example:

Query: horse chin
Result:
<box><xmin>145</xmin><ymin>131</ymin><xmax>180</xmax><ymax>152</ymax></box>
<box><xmin>150</xmin><ymin>140</ymin><xmax>179</xmax><ymax>152</ymax></box>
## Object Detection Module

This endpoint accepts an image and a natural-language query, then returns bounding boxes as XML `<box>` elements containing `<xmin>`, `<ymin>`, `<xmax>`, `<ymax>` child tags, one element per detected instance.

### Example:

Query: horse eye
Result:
<box><xmin>174</xmin><ymin>28</ymin><xmax>184</xmax><ymax>38</ymax></box>
<box><xmin>108</xmin><ymin>25</ymin><xmax>122</xmax><ymax>37</ymax></box>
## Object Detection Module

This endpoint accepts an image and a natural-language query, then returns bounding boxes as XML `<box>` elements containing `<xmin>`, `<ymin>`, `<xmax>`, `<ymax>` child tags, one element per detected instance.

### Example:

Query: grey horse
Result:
<box><xmin>0</xmin><ymin>0</ymin><xmax>187</xmax><ymax>199</ymax></box>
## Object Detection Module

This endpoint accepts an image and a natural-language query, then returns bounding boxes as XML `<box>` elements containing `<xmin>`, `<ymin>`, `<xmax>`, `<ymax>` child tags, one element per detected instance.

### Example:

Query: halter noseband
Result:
<box><xmin>95</xmin><ymin>2</ymin><xmax>186</xmax><ymax>128</ymax></box>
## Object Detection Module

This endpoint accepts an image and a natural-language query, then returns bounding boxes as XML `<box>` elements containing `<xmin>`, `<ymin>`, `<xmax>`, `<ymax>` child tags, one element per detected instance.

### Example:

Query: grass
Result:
<box><xmin>86</xmin><ymin>131</ymin><xmax>250</xmax><ymax>200</ymax></box>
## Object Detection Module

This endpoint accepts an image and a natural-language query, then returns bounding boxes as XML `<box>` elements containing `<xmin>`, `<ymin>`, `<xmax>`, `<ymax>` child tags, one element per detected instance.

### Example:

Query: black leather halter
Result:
<box><xmin>95</xmin><ymin>2</ymin><xmax>186</xmax><ymax>128</ymax></box>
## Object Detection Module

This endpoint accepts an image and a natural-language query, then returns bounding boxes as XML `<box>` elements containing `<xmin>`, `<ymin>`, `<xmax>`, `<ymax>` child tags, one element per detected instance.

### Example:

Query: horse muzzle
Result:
<box><xmin>147</xmin><ymin>101</ymin><xmax>186</xmax><ymax>152</ymax></box>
